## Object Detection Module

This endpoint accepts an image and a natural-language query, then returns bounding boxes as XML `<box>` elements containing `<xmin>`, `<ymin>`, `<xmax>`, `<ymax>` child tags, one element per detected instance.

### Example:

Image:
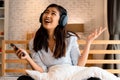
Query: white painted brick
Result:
<box><xmin>8</xmin><ymin>0</ymin><xmax>104</xmax><ymax>40</ymax></box>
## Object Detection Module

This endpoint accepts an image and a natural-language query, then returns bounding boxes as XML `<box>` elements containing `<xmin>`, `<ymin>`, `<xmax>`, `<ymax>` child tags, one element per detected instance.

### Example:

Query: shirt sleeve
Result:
<box><xmin>70</xmin><ymin>36</ymin><xmax>81</xmax><ymax>65</ymax></box>
<box><xmin>29</xmin><ymin>39</ymin><xmax>47</xmax><ymax>72</ymax></box>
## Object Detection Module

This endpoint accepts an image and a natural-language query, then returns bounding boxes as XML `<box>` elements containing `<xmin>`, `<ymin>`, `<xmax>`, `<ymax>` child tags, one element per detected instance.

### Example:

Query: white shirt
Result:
<box><xmin>29</xmin><ymin>35</ymin><xmax>80</xmax><ymax>72</ymax></box>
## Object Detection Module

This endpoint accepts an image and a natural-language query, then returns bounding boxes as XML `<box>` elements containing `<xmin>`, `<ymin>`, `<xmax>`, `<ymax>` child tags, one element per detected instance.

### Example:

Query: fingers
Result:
<box><xmin>91</xmin><ymin>28</ymin><xmax>98</xmax><ymax>38</ymax></box>
<box><xmin>95</xmin><ymin>27</ymin><xmax>107</xmax><ymax>36</ymax></box>
<box><xmin>97</xmin><ymin>27</ymin><xmax>102</xmax><ymax>36</ymax></box>
<box><xmin>102</xmin><ymin>27</ymin><xmax>107</xmax><ymax>32</ymax></box>
<box><xmin>87</xmin><ymin>27</ymin><xmax>107</xmax><ymax>43</ymax></box>
<box><xmin>16</xmin><ymin>49</ymin><xmax>25</xmax><ymax>58</ymax></box>
<box><xmin>94</xmin><ymin>29</ymin><xmax>97</xmax><ymax>35</ymax></box>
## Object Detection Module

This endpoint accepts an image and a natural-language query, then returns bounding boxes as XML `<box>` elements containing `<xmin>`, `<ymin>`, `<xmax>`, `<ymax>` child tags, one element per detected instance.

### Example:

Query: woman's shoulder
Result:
<box><xmin>66</xmin><ymin>32</ymin><xmax>78</xmax><ymax>42</ymax></box>
<box><xmin>67</xmin><ymin>32</ymin><xmax>78</xmax><ymax>40</ymax></box>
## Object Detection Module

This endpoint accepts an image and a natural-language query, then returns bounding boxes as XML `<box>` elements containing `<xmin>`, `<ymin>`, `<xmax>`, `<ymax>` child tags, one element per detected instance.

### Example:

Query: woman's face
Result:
<box><xmin>42</xmin><ymin>7</ymin><xmax>60</xmax><ymax>31</ymax></box>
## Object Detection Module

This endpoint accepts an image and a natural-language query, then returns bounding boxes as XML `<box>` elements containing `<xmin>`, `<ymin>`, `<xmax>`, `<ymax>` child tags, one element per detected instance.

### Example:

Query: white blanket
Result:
<box><xmin>26</xmin><ymin>64</ymin><xmax>120</xmax><ymax>80</ymax></box>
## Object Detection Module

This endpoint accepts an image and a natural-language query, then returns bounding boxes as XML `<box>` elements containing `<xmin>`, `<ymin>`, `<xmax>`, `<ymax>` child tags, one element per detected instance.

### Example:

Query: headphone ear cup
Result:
<box><xmin>39</xmin><ymin>13</ymin><xmax>43</xmax><ymax>23</ymax></box>
<box><xmin>59</xmin><ymin>15</ymin><xmax>68</xmax><ymax>27</ymax></box>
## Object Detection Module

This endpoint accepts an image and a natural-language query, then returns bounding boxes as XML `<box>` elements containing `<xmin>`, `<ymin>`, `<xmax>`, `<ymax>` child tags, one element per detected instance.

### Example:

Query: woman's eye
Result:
<box><xmin>52</xmin><ymin>13</ymin><xmax>56</xmax><ymax>15</ymax></box>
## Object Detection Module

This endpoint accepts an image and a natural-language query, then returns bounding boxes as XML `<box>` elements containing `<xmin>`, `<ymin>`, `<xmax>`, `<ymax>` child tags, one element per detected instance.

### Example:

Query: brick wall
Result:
<box><xmin>8</xmin><ymin>0</ymin><xmax>105</xmax><ymax>40</ymax></box>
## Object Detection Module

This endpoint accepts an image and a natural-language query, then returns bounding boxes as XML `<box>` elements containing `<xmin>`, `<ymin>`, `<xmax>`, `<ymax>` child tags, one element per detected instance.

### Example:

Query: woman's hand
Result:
<box><xmin>16</xmin><ymin>48</ymin><xmax>44</xmax><ymax>72</ymax></box>
<box><xmin>16</xmin><ymin>48</ymin><xmax>30</xmax><ymax>60</ymax></box>
<box><xmin>86</xmin><ymin>27</ymin><xmax>107</xmax><ymax>43</ymax></box>
<box><xmin>78</xmin><ymin>27</ymin><xmax>107</xmax><ymax>66</ymax></box>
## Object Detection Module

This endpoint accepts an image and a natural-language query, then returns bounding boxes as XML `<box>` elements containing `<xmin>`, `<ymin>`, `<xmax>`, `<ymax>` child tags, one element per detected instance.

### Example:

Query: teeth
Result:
<box><xmin>45</xmin><ymin>19</ymin><xmax>49</xmax><ymax>21</ymax></box>
<box><xmin>45</xmin><ymin>19</ymin><xmax>50</xmax><ymax>23</ymax></box>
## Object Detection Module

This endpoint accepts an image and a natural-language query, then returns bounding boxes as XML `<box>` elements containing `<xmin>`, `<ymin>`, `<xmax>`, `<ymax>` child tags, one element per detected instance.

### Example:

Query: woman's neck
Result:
<box><xmin>47</xmin><ymin>31</ymin><xmax>55</xmax><ymax>52</ymax></box>
<box><xmin>48</xmin><ymin>30</ymin><xmax>54</xmax><ymax>40</ymax></box>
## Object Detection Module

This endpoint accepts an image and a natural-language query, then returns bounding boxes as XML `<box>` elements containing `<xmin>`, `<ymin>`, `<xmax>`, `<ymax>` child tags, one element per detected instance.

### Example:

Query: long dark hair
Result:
<box><xmin>33</xmin><ymin>4</ymin><xmax>77</xmax><ymax>59</ymax></box>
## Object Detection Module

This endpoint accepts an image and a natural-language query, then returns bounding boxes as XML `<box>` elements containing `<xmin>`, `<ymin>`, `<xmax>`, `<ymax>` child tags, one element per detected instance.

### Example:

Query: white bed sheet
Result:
<box><xmin>26</xmin><ymin>64</ymin><xmax>120</xmax><ymax>80</ymax></box>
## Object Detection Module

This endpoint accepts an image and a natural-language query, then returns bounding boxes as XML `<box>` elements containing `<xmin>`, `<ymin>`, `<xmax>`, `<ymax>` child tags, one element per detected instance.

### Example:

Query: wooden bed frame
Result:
<box><xmin>2</xmin><ymin>40</ymin><xmax>120</xmax><ymax>76</ymax></box>
<box><xmin>2</xmin><ymin>24</ymin><xmax>120</xmax><ymax>76</ymax></box>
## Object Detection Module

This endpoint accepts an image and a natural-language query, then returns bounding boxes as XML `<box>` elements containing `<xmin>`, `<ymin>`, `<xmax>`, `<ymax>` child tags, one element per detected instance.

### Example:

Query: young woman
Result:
<box><xmin>17</xmin><ymin>3</ymin><xmax>106</xmax><ymax>80</ymax></box>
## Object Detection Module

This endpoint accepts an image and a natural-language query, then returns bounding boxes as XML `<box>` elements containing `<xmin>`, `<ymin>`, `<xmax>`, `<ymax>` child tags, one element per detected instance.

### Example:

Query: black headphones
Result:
<box><xmin>39</xmin><ymin>13</ymin><xmax>68</xmax><ymax>27</ymax></box>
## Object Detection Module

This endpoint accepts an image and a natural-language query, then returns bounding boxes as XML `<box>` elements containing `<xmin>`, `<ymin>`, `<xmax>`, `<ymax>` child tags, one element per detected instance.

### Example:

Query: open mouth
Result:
<box><xmin>44</xmin><ymin>19</ymin><xmax>51</xmax><ymax>23</ymax></box>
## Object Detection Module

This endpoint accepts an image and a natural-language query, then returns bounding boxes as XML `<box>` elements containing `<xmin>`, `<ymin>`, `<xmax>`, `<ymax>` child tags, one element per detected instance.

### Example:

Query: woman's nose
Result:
<box><xmin>46</xmin><ymin>13</ymin><xmax>51</xmax><ymax>18</ymax></box>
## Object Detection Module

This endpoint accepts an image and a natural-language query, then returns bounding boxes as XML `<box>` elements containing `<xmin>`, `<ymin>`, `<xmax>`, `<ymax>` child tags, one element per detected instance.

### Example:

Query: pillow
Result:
<box><xmin>26</xmin><ymin>65</ymin><xmax>120</xmax><ymax>80</ymax></box>
<box><xmin>26</xmin><ymin>70</ymin><xmax>48</xmax><ymax>80</ymax></box>
<box><xmin>26</xmin><ymin>64</ymin><xmax>84</xmax><ymax>80</ymax></box>
<box><xmin>25</xmin><ymin>64</ymin><xmax>74</xmax><ymax>80</ymax></box>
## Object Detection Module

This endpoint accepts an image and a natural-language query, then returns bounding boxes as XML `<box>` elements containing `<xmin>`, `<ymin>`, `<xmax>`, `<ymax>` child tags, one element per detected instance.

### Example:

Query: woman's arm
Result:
<box><xmin>77</xmin><ymin>27</ymin><xmax>106</xmax><ymax>66</ymax></box>
<box><xmin>16</xmin><ymin>49</ymin><xmax>44</xmax><ymax>73</ymax></box>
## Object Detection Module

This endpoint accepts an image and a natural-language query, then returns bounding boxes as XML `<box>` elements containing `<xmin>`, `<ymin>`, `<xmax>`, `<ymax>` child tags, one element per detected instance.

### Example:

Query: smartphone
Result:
<box><xmin>10</xmin><ymin>43</ymin><xmax>25</xmax><ymax>56</ymax></box>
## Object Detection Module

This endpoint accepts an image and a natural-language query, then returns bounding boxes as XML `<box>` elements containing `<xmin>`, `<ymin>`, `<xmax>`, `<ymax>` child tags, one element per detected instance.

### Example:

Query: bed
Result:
<box><xmin>1</xmin><ymin>40</ymin><xmax>120</xmax><ymax>80</ymax></box>
<box><xmin>1</xmin><ymin>24</ymin><xmax>120</xmax><ymax>79</ymax></box>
